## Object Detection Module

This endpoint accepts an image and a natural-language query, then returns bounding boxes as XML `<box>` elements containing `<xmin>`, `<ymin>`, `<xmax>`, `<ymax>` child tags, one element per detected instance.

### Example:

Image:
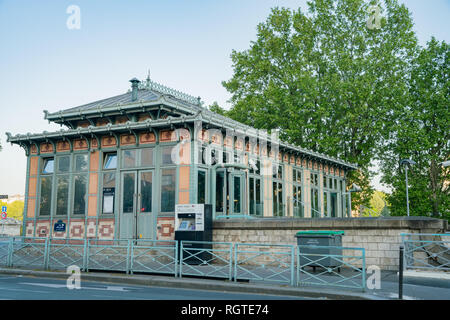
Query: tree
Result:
<box><xmin>0</xmin><ymin>200</ymin><xmax>24</xmax><ymax>221</ymax></box>
<box><xmin>222</xmin><ymin>0</ymin><xmax>418</xmax><ymax>209</ymax></box>
<box><xmin>379</xmin><ymin>38</ymin><xmax>449</xmax><ymax>219</ymax></box>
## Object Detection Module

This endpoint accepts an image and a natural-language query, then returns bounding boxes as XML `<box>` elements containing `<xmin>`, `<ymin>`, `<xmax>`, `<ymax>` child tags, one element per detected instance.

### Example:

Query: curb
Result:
<box><xmin>0</xmin><ymin>268</ymin><xmax>380</xmax><ymax>300</ymax></box>
<box><xmin>403</xmin><ymin>270</ymin><xmax>450</xmax><ymax>281</ymax></box>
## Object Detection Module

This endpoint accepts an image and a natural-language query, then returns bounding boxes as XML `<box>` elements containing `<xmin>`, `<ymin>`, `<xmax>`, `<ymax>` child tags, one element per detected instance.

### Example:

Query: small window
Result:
<box><xmin>122</xmin><ymin>150</ymin><xmax>136</xmax><ymax>168</ymax></box>
<box><xmin>42</xmin><ymin>158</ymin><xmax>54</xmax><ymax>174</ymax></box>
<box><xmin>57</xmin><ymin>156</ymin><xmax>70</xmax><ymax>173</ymax></box>
<box><xmin>161</xmin><ymin>147</ymin><xmax>174</xmax><ymax>165</ymax></box>
<box><xmin>141</xmin><ymin>148</ymin><xmax>154</xmax><ymax>166</ymax></box>
<box><xmin>103</xmin><ymin>153</ymin><xmax>117</xmax><ymax>169</ymax></box>
<box><xmin>74</xmin><ymin>154</ymin><xmax>88</xmax><ymax>172</ymax></box>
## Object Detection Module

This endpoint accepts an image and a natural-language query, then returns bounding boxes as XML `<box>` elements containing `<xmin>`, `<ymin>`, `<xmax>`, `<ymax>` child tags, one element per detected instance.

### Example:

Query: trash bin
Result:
<box><xmin>295</xmin><ymin>230</ymin><xmax>345</xmax><ymax>271</ymax></box>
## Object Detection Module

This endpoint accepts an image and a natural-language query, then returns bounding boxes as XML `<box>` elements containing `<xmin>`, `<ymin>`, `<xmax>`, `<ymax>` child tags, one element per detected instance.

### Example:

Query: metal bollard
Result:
<box><xmin>399</xmin><ymin>245</ymin><xmax>404</xmax><ymax>300</ymax></box>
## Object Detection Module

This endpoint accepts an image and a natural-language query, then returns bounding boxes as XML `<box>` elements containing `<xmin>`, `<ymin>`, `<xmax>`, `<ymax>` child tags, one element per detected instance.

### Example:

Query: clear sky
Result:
<box><xmin>0</xmin><ymin>0</ymin><xmax>449</xmax><ymax>196</ymax></box>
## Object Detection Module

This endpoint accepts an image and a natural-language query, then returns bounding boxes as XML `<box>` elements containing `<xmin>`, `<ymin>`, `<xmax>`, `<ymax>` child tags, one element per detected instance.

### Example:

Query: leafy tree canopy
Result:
<box><xmin>222</xmin><ymin>0</ymin><xmax>418</xmax><ymax>208</ymax></box>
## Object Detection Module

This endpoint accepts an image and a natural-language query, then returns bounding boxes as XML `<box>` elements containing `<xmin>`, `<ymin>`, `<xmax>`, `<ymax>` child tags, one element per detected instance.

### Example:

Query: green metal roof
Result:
<box><xmin>7</xmin><ymin>76</ymin><xmax>358</xmax><ymax>170</ymax></box>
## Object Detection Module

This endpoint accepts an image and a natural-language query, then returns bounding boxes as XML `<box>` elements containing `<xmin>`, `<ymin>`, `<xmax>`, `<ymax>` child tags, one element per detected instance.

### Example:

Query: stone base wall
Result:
<box><xmin>213</xmin><ymin>217</ymin><xmax>448</xmax><ymax>271</ymax></box>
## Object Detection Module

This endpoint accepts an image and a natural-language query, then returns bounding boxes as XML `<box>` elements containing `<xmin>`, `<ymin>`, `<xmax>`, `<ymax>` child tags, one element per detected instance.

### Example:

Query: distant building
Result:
<box><xmin>6</xmin><ymin>194</ymin><xmax>25</xmax><ymax>204</ymax></box>
<box><xmin>6</xmin><ymin>75</ymin><xmax>357</xmax><ymax>240</ymax></box>
<box><xmin>0</xmin><ymin>218</ymin><xmax>21</xmax><ymax>236</ymax></box>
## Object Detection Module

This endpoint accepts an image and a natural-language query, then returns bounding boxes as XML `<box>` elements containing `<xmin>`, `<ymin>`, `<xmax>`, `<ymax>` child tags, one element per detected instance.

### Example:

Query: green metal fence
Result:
<box><xmin>47</xmin><ymin>238</ymin><xmax>86</xmax><ymax>271</ymax></box>
<box><xmin>0</xmin><ymin>236</ymin><xmax>367</xmax><ymax>291</ymax></box>
<box><xmin>234</xmin><ymin>243</ymin><xmax>295</xmax><ymax>285</ymax></box>
<box><xmin>297</xmin><ymin>245</ymin><xmax>366</xmax><ymax>290</ymax></box>
<box><xmin>401</xmin><ymin>233</ymin><xmax>450</xmax><ymax>271</ymax></box>
<box><xmin>130</xmin><ymin>239</ymin><xmax>178</xmax><ymax>277</ymax></box>
<box><xmin>180</xmin><ymin>241</ymin><xmax>233</xmax><ymax>280</ymax></box>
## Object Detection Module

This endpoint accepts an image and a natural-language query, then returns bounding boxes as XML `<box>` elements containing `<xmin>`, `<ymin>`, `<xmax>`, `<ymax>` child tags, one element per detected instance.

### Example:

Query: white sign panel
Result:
<box><xmin>175</xmin><ymin>204</ymin><xmax>204</xmax><ymax>231</ymax></box>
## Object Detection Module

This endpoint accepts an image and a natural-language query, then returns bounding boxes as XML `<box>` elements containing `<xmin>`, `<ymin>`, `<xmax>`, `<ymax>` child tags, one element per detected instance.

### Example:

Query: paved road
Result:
<box><xmin>0</xmin><ymin>275</ymin><xmax>311</xmax><ymax>300</ymax></box>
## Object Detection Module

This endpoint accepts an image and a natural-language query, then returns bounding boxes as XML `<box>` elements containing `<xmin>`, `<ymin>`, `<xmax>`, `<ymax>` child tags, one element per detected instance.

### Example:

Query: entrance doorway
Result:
<box><xmin>215</xmin><ymin>169</ymin><xmax>246</xmax><ymax>216</ymax></box>
<box><xmin>119</xmin><ymin>170</ymin><xmax>155</xmax><ymax>239</ymax></box>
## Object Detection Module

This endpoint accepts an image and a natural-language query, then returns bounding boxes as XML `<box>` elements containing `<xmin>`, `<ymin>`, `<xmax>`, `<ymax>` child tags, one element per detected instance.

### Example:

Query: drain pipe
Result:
<box><xmin>210</xmin><ymin>163</ymin><xmax>249</xmax><ymax>219</ymax></box>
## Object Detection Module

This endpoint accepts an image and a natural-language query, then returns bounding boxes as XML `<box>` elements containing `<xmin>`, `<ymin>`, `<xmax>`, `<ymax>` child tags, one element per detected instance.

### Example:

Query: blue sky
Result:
<box><xmin>0</xmin><ymin>0</ymin><xmax>449</xmax><ymax>196</ymax></box>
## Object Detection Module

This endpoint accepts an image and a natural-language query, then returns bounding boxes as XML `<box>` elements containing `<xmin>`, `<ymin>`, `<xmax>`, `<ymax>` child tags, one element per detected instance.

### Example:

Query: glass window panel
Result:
<box><xmin>216</xmin><ymin>171</ymin><xmax>224</xmax><ymax>213</ymax></box>
<box><xmin>233</xmin><ymin>176</ymin><xmax>241</xmax><ymax>213</ymax></box>
<box><xmin>75</xmin><ymin>154</ymin><xmax>88</xmax><ymax>172</ymax></box>
<box><xmin>141</xmin><ymin>148</ymin><xmax>154</xmax><ymax>167</ymax></box>
<box><xmin>140</xmin><ymin>172</ymin><xmax>152</xmax><ymax>212</ymax></box>
<box><xmin>39</xmin><ymin>177</ymin><xmax>52</xmax><ymax>215</ymax></box>
<box><xmin>249</xmin><ymin>177</ymin><xmax>255</xmax><ymax>202</ymax></box>
<box><xmin>198</xmin><ymin>171</ymin><xmax>206</xmax><ymax>204</ymax></box>
<box><xmin>256</xmin><ymin>178</ymin><xmax>261</xmax><ymax>203</ymax></box>
<box><xmin>42</xmin><ymin>158</ymin><xmax>54</xmax><ymax>174</ymax></box>
<box><xmin>122</xmin><ymin>150</ymin><xmax>137</xmax><ymax>168</ymax></box>
<box><xmin>161</xmin><ymin>147</ymin><xmax>174</xmax><ymax>165</ymax></box>
<box><xmin>161</xmin><ymin>168</ymin><xmax>176</xmax><ymax>212</ymax></box>
<box><xmin>57</xmin><ymin>156</ymin><xmax>70</xmax><ymax>173</ymax></box>
<box><xmin>103</xmin><ymin>172</ymin><xmax>116</xmax><ymax>188</ymax></box>
<box><xmin>104</xmin><ymin>153</ymin><xmax>117</xmax><ymax>169</ymax></box>
<box><xmin>55</xmin><ymin>175</ymin><xmax>69</xmax><ymax>215</ymax></box>
<box><xmin>73</xmin><ymin>175</ymin><xmax>87</xmax><ymax>215</ymax></box>
<box><xmin>122</xmin><ymin>173</ymin><xmax>135</xmax><ymax>213</ymax></box>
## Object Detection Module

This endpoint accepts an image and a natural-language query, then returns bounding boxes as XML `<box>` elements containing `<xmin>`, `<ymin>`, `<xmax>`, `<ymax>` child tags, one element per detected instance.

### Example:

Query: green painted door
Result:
<box><xmin>120</xmin><ymin>170</ymin><xmax>155</xmax><ymax>239</ymax></box>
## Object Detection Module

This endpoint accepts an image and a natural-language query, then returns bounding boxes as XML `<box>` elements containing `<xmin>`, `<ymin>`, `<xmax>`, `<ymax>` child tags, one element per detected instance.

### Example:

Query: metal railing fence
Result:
<box><xmin>180</xmin><ymin>241</ymin><xmax>233</xmax><ymax>280</ymax></box>
<box><xmin>130</xmin><ymin>239</ymin><xmax>178</xmax><ymax>277</ymax></box>
<box><xmin>234</xmin><ymin>243</ymin><xmax>295</xmax><ymax>286</ymax></box>
<box><xmin>0</xmin><ymin>236</ymin><xmax>367</xmax><ymax>291</ymax></box>
<box><xmin>401</xmin><ymin>233</ymin><xmax>450</xmax><ymax>271</ymax></box>
<box><xmin>297</xmin><ymin>245</ymin><xmax>366</xmax><ymax>290</ymax></box>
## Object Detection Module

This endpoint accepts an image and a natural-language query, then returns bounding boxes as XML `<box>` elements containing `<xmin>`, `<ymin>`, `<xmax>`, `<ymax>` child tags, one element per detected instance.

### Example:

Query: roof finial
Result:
<box><xmin>146</xmin><ymin>69</ymin><xmax>151</xmax><ymax>88</ymax></box>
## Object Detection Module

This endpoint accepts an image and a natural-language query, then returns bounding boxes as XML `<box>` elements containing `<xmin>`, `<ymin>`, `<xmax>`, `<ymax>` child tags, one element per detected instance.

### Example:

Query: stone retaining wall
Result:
<box><xmin>213</xmin><ymin>217</ymin><xmax>448</xmax><ymax>271</ymax></box>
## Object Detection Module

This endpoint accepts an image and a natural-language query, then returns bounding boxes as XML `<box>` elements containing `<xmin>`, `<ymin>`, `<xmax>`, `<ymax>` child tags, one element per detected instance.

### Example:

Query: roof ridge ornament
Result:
<box><xmin>138</xmin><ymin>76</ymin><xmax>201</xmax><ymax>107</ymax></box>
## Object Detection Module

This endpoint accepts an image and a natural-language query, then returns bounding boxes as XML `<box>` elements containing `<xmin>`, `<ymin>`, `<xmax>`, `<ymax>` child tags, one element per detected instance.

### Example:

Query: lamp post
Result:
<box><xmin>400</xmin><ymin>159</ymin><xmax>416</xmax><ymax>217</ymax></box>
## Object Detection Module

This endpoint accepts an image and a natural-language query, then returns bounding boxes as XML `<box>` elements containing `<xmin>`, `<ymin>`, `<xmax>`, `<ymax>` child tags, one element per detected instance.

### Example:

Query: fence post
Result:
<box><xmin>44</xmin><ymin>238</ymin><xmax>49</xmax><ymax>270</ymax></box>
<box><xmin>361</xmin><ymin>248</ymin><xmax>366</xmax><ymax>292</ymax></box>
<box><xmin>233</xmin><ymin>243</ymin><xmax>238</xmax><ymax>282</ymax></box>
<box><xmin>174</xmin><ymin>240</ymin><xmax>178</xmax><ymax>278</ymax></box>
<box><xmin>85</xmin><ymin>239</ymin><xmax>90</xmax><ymax>272</ymax></box>
<box><xmin>179</xmin><ymin>241</ymin><xmax>183</xmax><ymax>278</ymax></box>
<box><xmin>399</xmin><ymin>245</ymin><xmax>404</xmax><ymax>300</ymax></box>
<box><xmin>228</xmin><ymin>243</ymin><xmax>233</xmax><ymax>282</ymax></box>
<box><xmin>290</xmin><ymin>245</ymin><xmax>295</xmax><ymax>286</ymax></box>
<box><xmin>129</xmin><ymin>240</ymin><xmax>134</xmax><ymax>275</ymax></box>
<box><xmin>81</xmin><ymin>238</ymin><xmax>87</xmax><ymax>271</ymax></box>
<box><xmin>7</xmin><ymin>237</ymin><xmax>13</xmax><ymax>267</ymax></box>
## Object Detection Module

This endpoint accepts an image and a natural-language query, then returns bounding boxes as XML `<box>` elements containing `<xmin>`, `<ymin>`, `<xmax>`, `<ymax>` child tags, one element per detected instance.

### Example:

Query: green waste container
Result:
<box><xmin>295</xmin><ymin>230</ymin><xmax>345</xmax><ymax>271</ymax></box>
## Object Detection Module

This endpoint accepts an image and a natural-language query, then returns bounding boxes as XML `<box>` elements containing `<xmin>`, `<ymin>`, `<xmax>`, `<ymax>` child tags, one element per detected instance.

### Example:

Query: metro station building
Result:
<box><xmin>7</xmin><ymin>76</ymin><xmax>357</xmax><ymax>240</ymax></box>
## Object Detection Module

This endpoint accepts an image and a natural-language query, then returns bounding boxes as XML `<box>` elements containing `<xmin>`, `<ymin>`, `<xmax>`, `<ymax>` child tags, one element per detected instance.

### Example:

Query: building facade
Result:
<box><xmin>7</xmin><ymin>76</ymin><xmax>357</xmax><ymax>240</ymax></box>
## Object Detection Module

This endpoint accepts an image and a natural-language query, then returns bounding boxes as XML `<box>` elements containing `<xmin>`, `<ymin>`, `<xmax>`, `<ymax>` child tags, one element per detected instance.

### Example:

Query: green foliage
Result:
<box><xmin>379</xmin><ymin>37</ymin><xmax>450</xmax><ymax>220</ymax></box>
<box><xmin>361</xmin><ymin>190</ymin><xmax>390</xmax><ymax>216</ymax></box>
<box><xmin>0</xmin><ymin>201</ymin><xmax>24</xmax><ymax>221</ymax></box>
<box><xmin>222</xmin><ymin>0</ymin><xmax>418</xmax><ymax>209</ymax></box>
<box><xmin>208</xmin><ymin>101</ymin><xmax>229</xmax><ymax>116</ymax></box>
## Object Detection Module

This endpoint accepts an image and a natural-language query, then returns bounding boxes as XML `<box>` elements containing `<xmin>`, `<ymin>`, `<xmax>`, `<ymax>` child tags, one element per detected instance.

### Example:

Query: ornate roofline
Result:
<box><xmin>138</xmin><ymin>77</ymin><xmax>202</xmax><ymax>107</ymax></box>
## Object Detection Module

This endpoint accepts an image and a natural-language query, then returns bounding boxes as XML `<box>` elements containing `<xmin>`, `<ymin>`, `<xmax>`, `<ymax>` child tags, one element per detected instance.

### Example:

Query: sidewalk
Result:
<box><xmin>1</xmin><ymin>266</ymin><xmax>448</xmax><ymax>300</ymax></box>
